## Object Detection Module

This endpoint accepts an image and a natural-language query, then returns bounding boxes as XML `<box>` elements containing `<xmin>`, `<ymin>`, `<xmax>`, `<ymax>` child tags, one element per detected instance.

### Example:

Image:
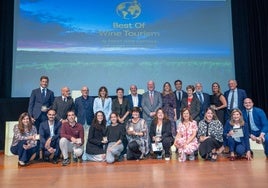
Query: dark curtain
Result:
<box><xmin>0</xmin><ymin>0</ymin><xmax>13</xmax><ymax>98</ymax></box>
<box><xmin>232</xmin><ymin>0</ymin><xmax>268</xmax><ymax>113</ymax></box>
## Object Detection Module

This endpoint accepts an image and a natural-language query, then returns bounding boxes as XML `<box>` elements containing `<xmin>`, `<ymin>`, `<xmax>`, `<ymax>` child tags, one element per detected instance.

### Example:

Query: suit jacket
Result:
<box><xmin>149</xmin><ymin>119</ymin><xmax>173</xmax><ymax>143</ymax></box>
<box><xmin>174</xmin><ymin>90</ymin><xmax>187</xmax><ymax>119</ymax></box>
<box><xmin>93</xmin><ymin>97</ymin><xmax>112</xmax><ymax>122</ymax></box>
<box><xmin>141</xmin><ymin>91</ymin><xmax>162</xmax><ymax>122</ymax></box>
<box><xmin>39</xmin><ymin>120</ymin><xmax>61</xmax><ymax>149</ymax></box>
<box><xmin>75</xmin><ymin>95</ymin><xmax>94</xmax><ymax>125</ymax></box>
<box><xmin>28</xmin><ymin>88</ymin><xmax>54</xmax><ymax>119</ymax></box>
<box><xmin>52</xmin><ymin>96</ymin><xmax>75</xmax><ymax>121</ymax></box>
<box><xmin>242</xmin><ymin>107</ymin><xmax>268</xmax><ymax>134</ymax></box>
<box><xmin>127</xmin><ymin>94</ymin><xmax>142</xmax><ymax>110</ymax></box>
<box><xmin>181</xmin><ymin>96</ymin><xmax>201</xmax><ymax>122</ymax></box>
<box><xmin>194</xmin><ymin>92</ymin><xmax>210</xmax><ymax>120</ymax></box>
<box><xmin>224</xmin><ymin>88</ymin><xmax>247</xmax><ymax>110</ymax></box>
<box><xmin>223</xmin><ymin>121</ymin><xmax>250</xmax><ymax>152</ymax></box>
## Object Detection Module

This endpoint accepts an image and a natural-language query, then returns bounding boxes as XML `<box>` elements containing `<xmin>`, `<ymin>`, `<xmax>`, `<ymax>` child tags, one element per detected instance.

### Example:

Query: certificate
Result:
<box><xmin>232</xmin><ymin>128</ymin><xmax>244</xmax><ymax>138</ymax></box>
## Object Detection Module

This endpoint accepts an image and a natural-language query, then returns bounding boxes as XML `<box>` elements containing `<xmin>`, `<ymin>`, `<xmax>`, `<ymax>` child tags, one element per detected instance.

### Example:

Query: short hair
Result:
<box><xmin>116</xmin><ymin>87</ymin><xmax>124</xmax><ymax>93</ymax></box>
<box><xmin>40</xmin><ymin>75</ymin><xmax>49</xmax><ymax>82</ymax></box>
<box><xmin>174</xmin><ymin>79</ymin><xmax>182</xmax><ymax>85</ymax></box>
<box><xmin>131</xmin><ymin>107</ymin><xmax>141</xmax><ymax>113</ymax></box>
<box><xmin>186</xmin><ymin>85</ymin><xmax>195</xmax><ymax>92</ymax></box>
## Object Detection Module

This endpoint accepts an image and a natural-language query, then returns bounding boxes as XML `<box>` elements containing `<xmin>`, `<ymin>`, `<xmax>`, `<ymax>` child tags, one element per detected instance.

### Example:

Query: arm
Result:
<box><xmin>216</xmin><ymin>95</ymin><xmax>227</xmax><ymax>110</ymax></box>
<box><xmin>185</xmin><ymin>121</ymin><xmax>198</xmax><ymax>144</ymax></box>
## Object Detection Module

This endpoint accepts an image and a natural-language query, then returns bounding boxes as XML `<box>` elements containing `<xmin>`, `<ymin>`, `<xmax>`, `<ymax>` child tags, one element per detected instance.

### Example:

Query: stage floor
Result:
<box><xmin>0</xmin><ymin>150</ymin><xmax>267</xmax><ymax>188</ymax></box>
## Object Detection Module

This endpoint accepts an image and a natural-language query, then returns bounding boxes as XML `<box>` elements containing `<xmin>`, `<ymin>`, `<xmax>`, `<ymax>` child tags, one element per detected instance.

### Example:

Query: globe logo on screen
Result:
<box><xmin>116</xmin><ymin>1</ymin><xmax>141</xmax><ymax>19</ymax></box>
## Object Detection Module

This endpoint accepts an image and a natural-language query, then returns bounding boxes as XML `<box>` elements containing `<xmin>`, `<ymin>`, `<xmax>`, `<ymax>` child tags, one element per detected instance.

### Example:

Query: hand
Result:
<box><xmin>246</xmin><ymin>151</ymin><xmax>253</xmax><ymax>160</ymax></box>
<box><xmin>228</xmin><ymin>130</ymin><xmax>234</xmax><ymax>136</ymax></box>
<box><xmin>45</xmin><ymin>138</ymin><xmax>52</xmax><ymax>149</ymax></box>
<box><xmin>48</xmin><ymin>147</ymin><xmax>55</xmax><ymax>154</ymax></box>
<box><xmin>250</xmin><ymin>134</ymin><xmax>257</xmax><ymax>141</ymax></box>
<box><xmin>71</xmin><ymin>137</ymin><xmax>76</xmax><ymax>143</ymax></box>
<box><xmin>23</xmin><ymin>144</ymin><xmax>30</xmax><ymax>150</ymax></box>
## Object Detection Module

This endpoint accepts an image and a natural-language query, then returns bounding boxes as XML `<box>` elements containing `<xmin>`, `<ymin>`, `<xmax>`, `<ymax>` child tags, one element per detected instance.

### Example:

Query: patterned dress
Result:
<box><xmin>175</xmin><ymin>120</ymin><xmax>199</xmax><ymax>154</ymax></box>
<box><xmin>162</xmin><ymin>93</ymin><xmax>176</xmax><ymax>136</ymax></box>
<box><xmin>126</xmin><ymin>118</ymin><xmax>149</xmax><ymax>155</ymax></box>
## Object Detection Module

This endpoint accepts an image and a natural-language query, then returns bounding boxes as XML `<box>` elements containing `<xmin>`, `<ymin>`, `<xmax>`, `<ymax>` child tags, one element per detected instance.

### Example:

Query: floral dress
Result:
<box><xmin>175</xmin><ymin>121</ymin><xmax>199</xmax><ymax>154</ymax></box>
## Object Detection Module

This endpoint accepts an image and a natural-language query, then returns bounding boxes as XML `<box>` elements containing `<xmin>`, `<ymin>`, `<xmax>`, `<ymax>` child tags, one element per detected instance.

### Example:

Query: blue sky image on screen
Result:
<box><xmin>12</xmin><ymin>0</ymin><xmax>235</xmax><ymax>97</ymax></box>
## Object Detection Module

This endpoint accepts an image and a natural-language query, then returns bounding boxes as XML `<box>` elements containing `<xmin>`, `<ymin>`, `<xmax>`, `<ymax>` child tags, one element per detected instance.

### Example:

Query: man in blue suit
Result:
<box><xmin>243</xmin><ymin>98</ymin><xmax>268</xmax><ymax>159</ymax></box>
<box><xmin>173</xmin><ymin>79</ymin><xmax>187</xmax><ymax>120</ymax></box>
<box><xmin>28</xmin><ymin>75</ymin><xmax>55</xmax><ymax>132</ymax></box>
<box><xmin>39</xmin><ymin>109</ymin><xmax>61</xmax><ymax>164</ymax></box>
<box><xmin>194</xmin><ymin>82</ymin><xmax>210</xmax><ymax>120</ymax></box>
<box><xmin>74</xmin><ymin>86</ymin><xmax>94</xmax><ymax>127</ymax></box>
<box><xmin>224</xmin><ymin>79</ymin><xmax>247</xmax><ymax>119</ymax></box>
<box><xmin>127</xmin><ymin>84</ymin><xmax>143</xmax><ymax>117</ymax></box>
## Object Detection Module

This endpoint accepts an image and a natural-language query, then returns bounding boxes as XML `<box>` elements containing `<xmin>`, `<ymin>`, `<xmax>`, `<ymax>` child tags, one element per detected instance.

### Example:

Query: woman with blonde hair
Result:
<box><xmin>224</xmin><ymin>109</ymin><xmax>252</xmax><ymax>161</ymax></box>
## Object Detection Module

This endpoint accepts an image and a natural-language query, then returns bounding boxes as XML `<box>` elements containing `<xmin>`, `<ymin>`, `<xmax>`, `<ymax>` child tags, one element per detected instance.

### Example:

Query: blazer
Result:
<box><xmin>86</xmin><ymin>126</ymin><xmax>106</xmax><ymax>155</ymax></box>
<box><xmin>174</xmin><ymin>90</ymin><xmax>187</xmax><ymax>119</ymax></box>
<box><xmin>193</xmin><ymin>92</ymin><xmax>210</xmax><ymax>120</ymax></box>
<box><xmin>224</xmin><ymin>88</ymin><xmax>247</xmax><ymax>110</ymax></box>
<box><xmin>127</xmin><ymin>94</ymin><xmax>143</xmax><ymax>110</ymax></box>
<box><xmin>141</xmin><ymin>91</ymin><xmax>162</xmax><ymax>122</ymax></box>
<box><xmin>181</xmin><ymin>96</ymin><xmax>201</xmax><ymax>122</ymax></box>
<box><xmin>75</xmin><ymin>95</ymin><xmax>94</xmax><ymax>125</ymax></box>
<box><xmin>223</xmin><ymin>121</ymin><xmax>250</xmax><ymax>152</ymax></box>
<box><xmin>149</xmin><ymin>119</ymin><xmax>174</xmax><ymax>143</ymax></box>
<box><xmin>28</xmin><ymin>88</ymin><xmax>54</xmax><ymax>119</ymax></box>
<box><xmin>242</xmin><ymin>107</ymin><xmax>268</xmax><ymax>134</ymax></box>
<box><xmin>93</xmin><ymin>97</ymin><xmax>112</xmax><ymax>122</ymax></box>
<box><xmin>39</xmin><ymin>120</ymin><xmax>61</xmax><ymax>149</ymax></box>
<box><xmin>52</xmin><ymin>96</ymin><xmax>75</xmax><ymax>121</ymax></box>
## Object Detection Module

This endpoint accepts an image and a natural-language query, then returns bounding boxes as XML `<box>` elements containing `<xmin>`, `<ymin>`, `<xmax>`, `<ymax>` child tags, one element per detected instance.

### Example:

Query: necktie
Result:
<box><xmin>42</xmin><ymin>88</ymin><xmax>45</xmax><ymax>100</ymax></box>
<box><xmin>247</xmin><ymin>111</ymin><xmax>252</xmax><ymax>134</ymax></box>
<box><xmin>149</xmin><ymin>92</ymin><xmax>154</xmax><ymax>105</ymax></box>
<box><xmin>64</xmin><ymin>98</ymin><xmax>67</xmax><ymax>102</ymax></box>
<box><xmin>178</xmin><ymin>91</ymin><xmax>181</xmax><ymax>102</ymax></box>
<box><xmin>198</xmin><ymin>93</ymin><xmax>203</xmax><ymax>104</ymax></box>
<box><xmin>230</xmin><ymin>90</ymin><xmax>234</xmax><ymax>109</ymax></box>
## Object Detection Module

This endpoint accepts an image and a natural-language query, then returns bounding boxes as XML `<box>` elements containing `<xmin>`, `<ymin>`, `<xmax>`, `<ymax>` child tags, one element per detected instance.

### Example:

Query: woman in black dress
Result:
<box><xmin>210</xmin><ymin>82</ymin><xmax>227</xmax><ymax>125</ymax></box>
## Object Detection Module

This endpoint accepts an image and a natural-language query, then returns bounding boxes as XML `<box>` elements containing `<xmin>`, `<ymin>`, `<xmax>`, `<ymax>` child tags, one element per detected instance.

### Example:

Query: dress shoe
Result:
<box><xmin>229</xmin><ymin>156</ymin><xmax>235</xmax><ymax>161</ymax></box>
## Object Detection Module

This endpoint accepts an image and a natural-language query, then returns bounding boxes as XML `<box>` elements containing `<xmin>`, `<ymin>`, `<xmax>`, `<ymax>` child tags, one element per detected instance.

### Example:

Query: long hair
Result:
<box><xmin>18</xmin><ymin>112</ymin><xmax>33</xmax><ymax>134</ymax></box>
<box><xmin>212</xmin><ymin>82</ymin><xmax>222</xmax><ymax>95</ymax></box>
<box><xmin>152</xmin><ymin>108</ymin><xmax>169</xmax><ymax>125</ymax></box>
<box><xmin>229</xmin><ymin>109</ymin><xmax>245</xmax><ymax>126</ymax></box>
<box><xmin>92</xmin><ymin>111</ymin><xmax>107</xmax><ymax>130</ymax></box>
<box><xmin>162</xmin><ymin>82</ymin><xmax>174</xmax><ymax>96</ymax></box>
<box><xmin>180</xmin><ymin>108</ymin><xmax>193</xmax><ymax>122</ymax></box>
<box><xmin>204</xmin><ymin>107</ymin><xmax>218</xmax><ymax>121</ymax></box>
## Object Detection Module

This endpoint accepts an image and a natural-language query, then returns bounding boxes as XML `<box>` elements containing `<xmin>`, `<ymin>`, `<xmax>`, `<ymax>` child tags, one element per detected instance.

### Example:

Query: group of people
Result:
<box><xmin>10</xmin><ymin>76</ymin><xmax>268</xmax><ymax>166</ymax></box>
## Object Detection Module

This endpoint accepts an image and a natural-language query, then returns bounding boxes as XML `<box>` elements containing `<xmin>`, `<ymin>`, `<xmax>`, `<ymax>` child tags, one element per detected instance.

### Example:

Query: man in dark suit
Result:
<box><xmin>173</xmin><ymin>80</ymin><xmax>187</xmax><ymax>120</ymax></box>
<box><xmin>141</xmin><ymin>80</ymin><xmax>162</xmax><ymax>128</ymax></box>
<box><xmin>74</xmin><ymin>86</ymin><xmax>94</xmax><ymax>127</ymax></box>
<box><xmin>28</xmin><ymin>75</ymin><xmax>55</xmax><ymax>132</ymax></box>
<box><xmin>242</xmin><ymin>98</ymin><xmax>268</xmax><ymax>159</ymax></box>
<box><xmin>39</xmin><ymin>109</ymin><xmax>61</xmax><ymax>164</ymax></box>
<box><xmin>224</xmin><ymin>79</ymin><xmax>247</xmax><ymax>119</ymax></box>
<box><xmin>52</xmin><ymin>86</ymin><xmax>75</xmax><ymax>123</ymax></box>
<box><xmin>194</xmin><ymin>82</ymin><xmax>210</xmax><ymax>120</ymax></box>
<box><xmin>127</xmin><ymin>84</ymin><xmax>143</xmax><ymax>117</ymax></box>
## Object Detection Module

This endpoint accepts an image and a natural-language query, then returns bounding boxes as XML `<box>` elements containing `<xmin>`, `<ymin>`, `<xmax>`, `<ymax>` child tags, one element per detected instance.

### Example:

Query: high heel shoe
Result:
<box><xmin>229</xmin><ymin>156</ymin><xmax>235</xmax><ymax>161</ymax></box>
